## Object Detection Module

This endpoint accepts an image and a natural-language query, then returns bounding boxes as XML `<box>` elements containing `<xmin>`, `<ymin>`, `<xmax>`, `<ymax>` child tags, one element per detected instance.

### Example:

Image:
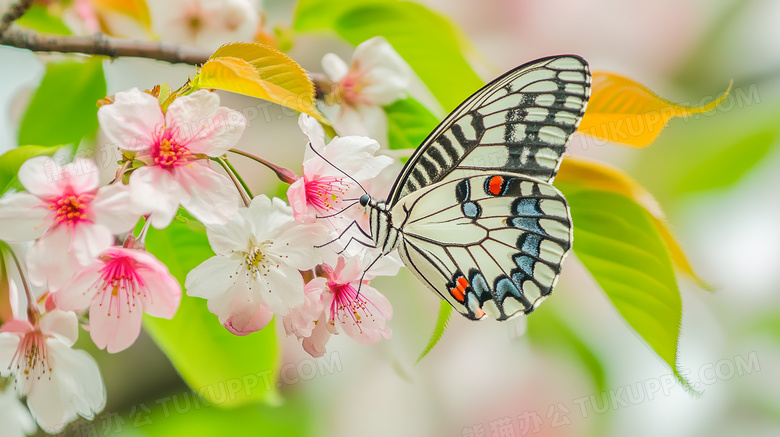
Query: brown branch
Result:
<box><xmin>0</xmin><ymin>29</ymin><xmax>212</xmax><ymax>65</ymax></box>
<box><xmin>0</xmin><ymin>0</ymin><xmax>34</xmax><ymax>35</ymax></box>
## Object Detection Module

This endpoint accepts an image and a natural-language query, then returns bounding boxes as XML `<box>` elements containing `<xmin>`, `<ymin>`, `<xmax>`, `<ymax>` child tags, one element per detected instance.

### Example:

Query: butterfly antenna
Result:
<box><xmin>308</xmin><ymin>142</ymin><xmax>369</xmax><ymax>195</ymax></box>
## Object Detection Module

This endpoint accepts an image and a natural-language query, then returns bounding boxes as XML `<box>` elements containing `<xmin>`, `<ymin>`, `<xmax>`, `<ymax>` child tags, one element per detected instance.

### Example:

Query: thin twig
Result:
<box><xmin>0</xmin><ymin>0</ymin><xmax>34</xmax><ymax>36</ymax></box>
<box><xmin>0</xmin><ymin>29</ymin><xmax>211</xmax><ymax>65</ymax></box>
<box><xmin>214</xmin><ymin>157</ymin><xmax>252</xmax><ymax>207</ymax></box>
<box><xmin>228</xmin><ymin>148</ymin><xmax>300</xmax><ymax>184</ymax></box>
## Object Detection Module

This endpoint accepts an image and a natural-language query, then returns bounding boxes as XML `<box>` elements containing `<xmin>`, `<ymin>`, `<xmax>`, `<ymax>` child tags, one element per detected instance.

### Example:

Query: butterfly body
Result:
<box><xmin>359</xmin><ymin>55</ymin><xmax>591</xmax><ymax>321</ymax></box>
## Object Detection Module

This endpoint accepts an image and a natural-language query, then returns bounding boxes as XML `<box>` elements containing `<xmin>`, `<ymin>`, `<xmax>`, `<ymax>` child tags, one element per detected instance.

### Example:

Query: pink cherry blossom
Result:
<box><xmin>320</xmin><ymin>36</ymin><xmax>412</xmax><ymax>146</ymax></box>
<box><xmin>0</xmin><ymin>157</ymin><xmax>141</xmax><ymax>290</ymax></box>
<box><xmin>54</xmin><ymin>246</ymin><xmax>181</xmax><ymax>353</ymax></box>
<box><xmin>285</xmin><ymin>256</ymin><xmax>397</xmax><ymax>357</ymax></box>
<box><xmin>0</xmin><ymin>310</ymin><xmax>105</xmax><ymax>433</ymax></box>
<box><xmin>98</xmin><ymin>88</ymin><xmax>246</xmax><ymax>228</ymax></box>
<box><xmin>287</xmin><ymin>114</ymin><xmax>392</xmax><ymax>234</ymax></box>
<box><xmin>185</xmin><ymin>195</ymin><xmax>329</xmax><ymax>334</ymax></box>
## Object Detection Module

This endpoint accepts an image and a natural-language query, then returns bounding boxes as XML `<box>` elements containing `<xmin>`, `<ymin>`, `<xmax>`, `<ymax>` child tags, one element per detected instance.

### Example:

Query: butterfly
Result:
<box><xmin>356</xmin><ymin>55</ymin><xmax>591</xmax><ymax>321</ymax></box>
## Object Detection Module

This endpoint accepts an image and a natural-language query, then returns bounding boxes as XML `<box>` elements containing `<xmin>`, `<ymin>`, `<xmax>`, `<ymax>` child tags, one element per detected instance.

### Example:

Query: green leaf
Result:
<box><xmin>675</xmin><ymin>129</ymin><xmax>777</xmax><ymax>193</ymax></box>
<box><xmin>560</xmin><ymin>188</ymin><xmax>693</xmax><ymax>391</ymax></box>
<box><xmin>18</xmin><ymin>58</ymin><xmax>106</xmax><ymax>147</ymax></box>
<box><xmin>385</xmin><ymin>97</ymin><xmax>439</xmax><ymax>150</ymax></box>
<box><xmin>116</xmin><ymin>395</ymin><xmax>310</xmax><ymax>437</ymax></box>
<box><xmin>16</xmin><ymin>3</ymin><xmax>72</xmax><ymax>35</ymax></box>
<box><xmin>417</xmin><ymin>300</ymin><xmax>452</xmax><ymax>362</ymax></box>
<box><xmin>114</xmin><ymin>394</ymin><xmax>310</xmax><ymax>437</ymax></box>
<box><xmin>294</xmin><ymin>0</ymin><xmax>483</xmax><ymax>111</ymax></box>
<box><xmin>0</xmin><ymin>145</ymin><xmax>63</xmax><ymax>195</ymax></box>
<box><xmin>143</xmin><ymin>218</ymin><xmax>280</xmax><ymax>407</ymax></box>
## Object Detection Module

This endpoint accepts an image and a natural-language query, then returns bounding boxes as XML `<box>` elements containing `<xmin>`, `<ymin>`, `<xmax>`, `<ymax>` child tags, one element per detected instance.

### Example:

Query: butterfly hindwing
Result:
<box><xmin>386</xmin><ymin>55</ymin><xmax>590</xmax><ymax>206</ymax></box>
<box><xmin>392</xmin><ymin>173</ymin><xmax>572</xmax><ymax>320</ymax></box>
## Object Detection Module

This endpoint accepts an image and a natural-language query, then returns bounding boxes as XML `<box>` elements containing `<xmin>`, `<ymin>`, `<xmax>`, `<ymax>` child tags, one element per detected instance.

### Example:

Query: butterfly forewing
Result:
<box><xmin>386</xmin><ymin>55</ymin><xmax>590</xmax><ymax>206</ymax></box>
<box><xmin>392</xmin><ymin>173</ymin><xmax>572</xmax><ymax>321</ymax></box>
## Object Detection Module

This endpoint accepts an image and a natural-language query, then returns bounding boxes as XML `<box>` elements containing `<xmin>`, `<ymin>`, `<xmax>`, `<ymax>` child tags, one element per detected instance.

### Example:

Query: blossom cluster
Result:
<box><xmin>0</xmin><ymin>37</ymin><xmax>409</xmax><ymax>435</ymax></box>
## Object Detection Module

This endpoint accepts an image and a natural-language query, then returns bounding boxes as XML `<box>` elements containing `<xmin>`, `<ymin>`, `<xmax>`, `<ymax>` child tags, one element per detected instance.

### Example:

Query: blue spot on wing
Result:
<box><xmin>510</xmin><ymin>217</ymin><xmax>545</xmax><ymax>235</ymax></box>
<box><xmin>518</xmin><ymin>234</ymin><xmax>542</xmax><ymax>257</ymax></box>
<box><xmin>495</xmin><ymin>277</ymin><xmax>520</xmax><ymax>302</ymax></box>
<box><xmin>462</xmin><ymin>201</ymin><xmax>481</xmax><ymax>219</ymax></box>
<box><xmin>469</xmin><ymin>270</ymin><xmax>490</xmax><ymax>300</ymax></box>
<box><xmin>513</xmin><ymin>255</ymin><xmax>535</xmax><ymax>276</ymax></box>
<box><xmin>513</xmin><ymin>198</ymin><xmax>542</xmax><ymax>216</ymax></box>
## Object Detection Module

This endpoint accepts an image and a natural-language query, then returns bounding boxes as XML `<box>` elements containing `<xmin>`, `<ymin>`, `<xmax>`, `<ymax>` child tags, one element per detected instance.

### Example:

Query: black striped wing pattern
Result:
<box><xmin>388</xmin><ymin>55</ymin><xmax>590</xmax><ymax>320</ymax></box>
<box><xmin>386</xmin><ymin>55</ymin><xmax>590</xmax><ymax>205</ymax></box>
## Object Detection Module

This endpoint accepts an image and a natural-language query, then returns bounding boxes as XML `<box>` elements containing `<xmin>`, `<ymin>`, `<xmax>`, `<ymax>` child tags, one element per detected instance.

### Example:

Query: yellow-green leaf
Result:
<box><xmin>417</xmin><ymin>300</ymin><xmax>452</xmax><ymax>362</ymax></box>
<box><xmin>192</xmin><ymin>42</ymin><xmax>327</xmax><ymax>123</ymax></box>
<box><xmin>557</xmin><ymin>157</ymin><xmax>710</xmax><ymax>289</ymax></box>
<box><xmin>559</xmin><ymin>188</ymin><xmax>693</xmax><ymax>392</ymax></box>
<box><xmin>578</xmin><ymin>72</ymin><xmax>732</xmax><ymax>147</ymax></box>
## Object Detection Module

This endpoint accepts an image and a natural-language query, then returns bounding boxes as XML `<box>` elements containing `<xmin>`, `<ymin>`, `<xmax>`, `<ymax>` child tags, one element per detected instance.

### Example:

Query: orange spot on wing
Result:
<box><xmin>450</xmin><ymin>277</ymin><xmax>470</xmax><ymax>302</ymax></box>
<box><xmin>488</xmin><ymin>175</ymin><xmax>504</xmax><ymax>195</ymax></box>
<box><xmin>450</xmin><ymin>287</ymin><xmax>465</xmax><ymax>302</ymax></box>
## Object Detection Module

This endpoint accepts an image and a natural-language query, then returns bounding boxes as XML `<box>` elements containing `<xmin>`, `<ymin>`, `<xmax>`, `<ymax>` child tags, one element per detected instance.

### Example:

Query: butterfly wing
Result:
<box><xmin>386</xmin><ymin>55</ymin><xmax>590</xmax><ymax>206</ymax></box>
<box><xmin>393</xmin><ymin>173</ymin><xmax>572</xmax><ymax>320</ymax></box>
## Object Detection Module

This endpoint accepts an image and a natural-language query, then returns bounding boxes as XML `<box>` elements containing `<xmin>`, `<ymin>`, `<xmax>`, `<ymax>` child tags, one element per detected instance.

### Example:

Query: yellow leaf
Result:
<box><xmin>192</xmin><ymin>42</ymin><xmax>328</xmax><ymax>123</ymax></box>
<box><xmin>557</xmin><ymin>157</ymin><xmax>712</xmax><ymax>290</ymax></box>
<box><xmin>578</xmin><ymin>72</ymin><xmax>732</xmax><ymax>148</ymax></box>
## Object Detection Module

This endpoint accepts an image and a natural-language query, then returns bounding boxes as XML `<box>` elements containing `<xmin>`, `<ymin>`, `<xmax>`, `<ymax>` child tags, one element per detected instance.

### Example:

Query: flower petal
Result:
<box><xmin>38</xmin><ymin>309</ymin><xmax>79</xmax><ymax>347</ymax></box>
<box><xmin>286</xmin><ymin>177</ymin><xmax>312</xmax><ymax>222</ymax></box>
<box><xmin>0</xmin><ymin>333</ymin><xmax>21</xmax><ymax>376</ymax></box>
<box><xmin>98</xmin><ymin>88</ymin><xmax>162</xmax><ymax>152</ymax></box>
<box><xmin>137</xmin><ymin>263</ymin><xmax>181</xmax><ymax>319</ymax></box>
<box><xmin>298</xmin><ymin>114</ymin><xmax>326</xmax><ymax>155</ymax></box>
<box><xmin>335</xmin><ymin>284</ymin><xmax>392</xmax><ymax>344</ymax></box>
<box><xmin>246</xmin><ymin>195</ymin><xmax>294</xmax><ymax>239</ymax></box>
<box><xmin>223</xmin><ymin>300</ymin><xmax>274</xmax><ymax>336</ymax></box>
<box><xmin>70</xmin><ymin>223</ymin><xmax>114</xmax><ymax>266</ymax></box>
<box><xmin>176</xmin><ymin>163</ymin><xmax>240</xmax><ymax>226</ymax></box>
<box><xmin>258</xmin><ymin>263</ymin><xmax>305</xmax><ymax>315</ymax></box>
<box><xmin>301</xmin><ymin>313</ymin><xmax>331</xmax><ymax>358</ymax></box>
<box><xmin>351</xmin><ymin>37</ymin><xmax>411</xmax><ymax>105</ymax></box>
<box><xmin>205</xmin><ymin>209</ymin><xmax>252</xmax><ymax>256</ymax></box>
<box><xmin>54</xmin><ymin>262</ymin><xmax>102</xmax><ymax>312</ymax></box>
<box><xmin>321</xmin><ymin>53</ymin><xmax>349</xmax><ymax>83</ymax></box>
<box><xmin>26</xmin><ymin>340</ymin><xmax>105</xmax><ymax>432</ymax></box>
<box><xmin>88</xmin><ymin>286</ymin><xmax>144</xmax><ymax>353</ymax></box>
<box><xmin>283</xmin><ymin>277</ymin><xmax>326</xmax><ymax>338</ymax></box>
<box><xmin>165</xmin><ymin>90</ymin><xmax>247</xmax><ymax>156</ymax></box>
<box><xmin>273</xmin><ymin>221</ymin><xmax>329</xmax><ymax>270</ymax></box>
<box><xmin>0</xmin><ymin>192</ymin><xmax>49</xmax><ymax>241</ymax></box>
<box><xmin>26</xmin><ymin>227</ymin><xmax>81</xmax><ymax>290</ymax></box>
<box><xmin>61</xmin><ymin>158</ymin><xmax>100</xmax><ymax>195</ymax></box>
<box><xmin>185</xmin><ymin>255</ymin><xmax>242</xmax><ymax>300</ymax></box>
<box><xmin>321</xmin><ymin>134</ymin><xmax>392</xmax><ymax>180</ymax></box>
<box><xmin>333</xmin><ymin>103</ymin><xmax>389</xmax><ymax>147</ymax></box>
<box><xmin>17</xmin><ymin>156</ymin><xmax>66</xmax><ymax>198</ymax></box>
<box><xmin>91</xmin><ymin>182</ymin><xmax>142</xmax><ymax>233</ymax></box>
<box><xmin>129</xmin><ymin>167</ymin><xmax>185</xmax><ymax>229</ymax></box>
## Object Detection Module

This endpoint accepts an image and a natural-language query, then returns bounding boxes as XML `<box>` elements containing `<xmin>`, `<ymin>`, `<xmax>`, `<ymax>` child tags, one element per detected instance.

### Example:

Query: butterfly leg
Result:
<box><xmin>314</xmin><ymin>219</ymin><xmax>375</xmax><ymax>251</ymax></box>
